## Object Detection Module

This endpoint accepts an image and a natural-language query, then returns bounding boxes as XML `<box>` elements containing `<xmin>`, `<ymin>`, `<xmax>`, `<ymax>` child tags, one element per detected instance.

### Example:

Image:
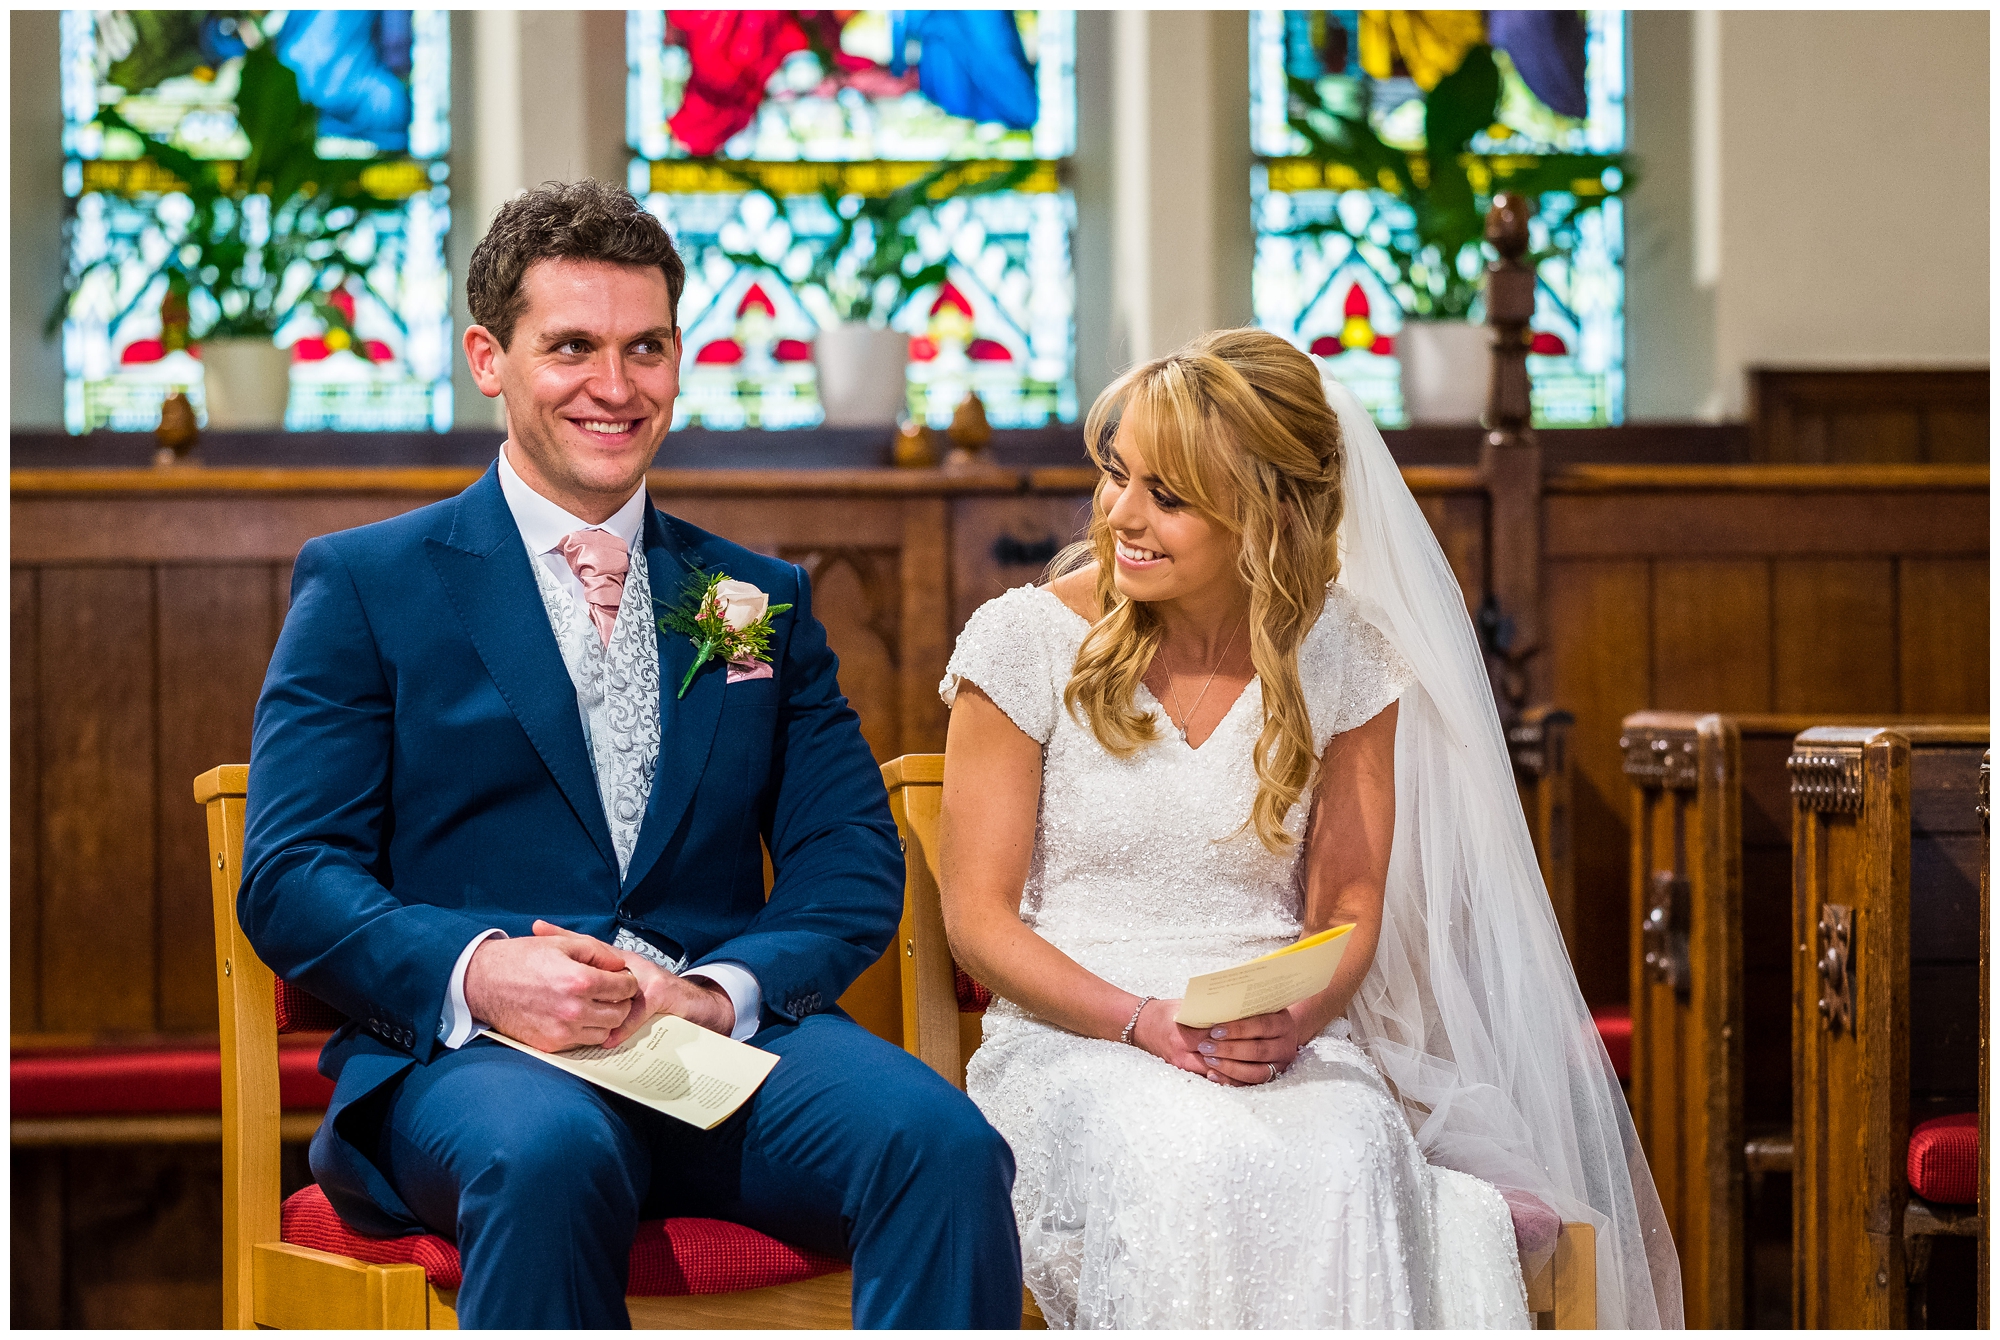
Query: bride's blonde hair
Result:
<box><xmin>1056</xmin><ymin>328</ymin><xmax>1347</xmax><ymax>853</ymax></box>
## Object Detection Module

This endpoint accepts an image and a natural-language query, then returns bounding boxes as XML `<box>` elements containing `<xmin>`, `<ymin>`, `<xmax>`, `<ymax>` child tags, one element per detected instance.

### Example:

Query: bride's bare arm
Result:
<box><xmin>1199</xmin><ymin>699</ymin><xmax>1396</xmax><ymax>1085</ymax></box>
<box><xmin>940</xmin><ymin>682</ymin><xmax>1211</xmax><ymax>1075</ymax></box>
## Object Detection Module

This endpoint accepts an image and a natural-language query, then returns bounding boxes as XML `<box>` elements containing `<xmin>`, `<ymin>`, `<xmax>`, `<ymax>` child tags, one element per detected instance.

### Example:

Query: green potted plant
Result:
<box><xmin>1284</xmin><ymin>42</ymin><xmax>1633</xmax><ymax>422</ymax></box>
<box><xmin>723</xmin><ymin>158</ymin><xmax>1032</xmax><ymax>425</ymax></box>
<box><xmin>58</xmin><ymin>24</ymin><xmax>393</xmax><ymax>427</ymax></box>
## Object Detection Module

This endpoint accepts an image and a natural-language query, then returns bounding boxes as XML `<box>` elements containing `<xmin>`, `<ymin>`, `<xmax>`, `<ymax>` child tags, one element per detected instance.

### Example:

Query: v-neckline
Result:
<box><xmin>1031</xmin><ymin>585</ymin><xmax>1259</xmax><ymax>754</ymax></box>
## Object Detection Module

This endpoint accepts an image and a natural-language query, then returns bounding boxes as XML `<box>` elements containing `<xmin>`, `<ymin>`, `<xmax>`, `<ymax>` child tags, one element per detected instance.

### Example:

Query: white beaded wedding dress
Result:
<box><xmin>943</xmin><ymin>584</ymin><xmax>1529</xmax><ymax>1328</ymax></box>
<box><xmin>936</xmin><ymin>378</ymin><xmax>1681</xmax><ymax>1330</ymax></box>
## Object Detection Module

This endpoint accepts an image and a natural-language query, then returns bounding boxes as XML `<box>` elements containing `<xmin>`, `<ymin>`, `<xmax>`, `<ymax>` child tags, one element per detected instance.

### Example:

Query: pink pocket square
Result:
<box><xmin>726</xmin><ymin>658</ymin><xmax>774</xmax><ymax>684</ymax></box>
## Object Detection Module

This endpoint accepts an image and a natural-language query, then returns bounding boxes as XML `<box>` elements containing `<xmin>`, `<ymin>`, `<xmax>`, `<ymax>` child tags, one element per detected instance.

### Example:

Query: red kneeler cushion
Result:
<box><xmin>280</xmin><ymin>1185</ymin><xmax>846</xmax><ymax>1295</ymax></box>
<box><xmin>11</xmin><ymin>1038</ymin><xmax>336</xmax><ymax>1116</ymax></box>
<box><xmin>1591</xmin><ymin>1004</ymin><xmax>1632</xmax><ymax>1082</ymax></box>
<box><xmin>1907</xmin><ymin>1112</ymin><xmax>1980</xmax><ymax>1206</ymax></box>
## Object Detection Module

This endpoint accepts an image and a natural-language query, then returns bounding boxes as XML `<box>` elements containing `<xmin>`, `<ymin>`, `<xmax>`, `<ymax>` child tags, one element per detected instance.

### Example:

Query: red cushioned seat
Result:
<box><xmin>277</xmin><ymin>977</ymin><xmax>348</xmax><ymax>1034</ymax></box>
<box><xmin>1591</xmin><ymin>1004</ymin><xmax>1631</xmax><ymax>1082</ymax></box>
<box><xmin>1907</xmin><ymin>1112</ymin><xmax>1979</xmax><ymax>1205</ymax></box>
<box><xmin>955</xmin><ymin>968</ymin><xmax>993</xmax><ymax>1013</ymax></box>
<box><xmin>280</xmin><ymin>1185</ymin><xmax>846</xmax><ymax>1295</ymax></box>
<box><xmin>11</xmin><ymin>1040</ymin><xmax>336</xmax><ymax>1116</ymax></box>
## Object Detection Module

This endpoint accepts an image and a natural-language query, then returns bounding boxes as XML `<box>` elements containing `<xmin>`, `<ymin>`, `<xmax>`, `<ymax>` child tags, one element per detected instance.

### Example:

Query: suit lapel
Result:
<box><xmin>423</xmin><ymin>466</ymin><xmax>619</xmax><ymax>877</ymax></box>
<box><xmin>622</xmin><ymin>505</ymin><xmax>726</xmax><ymax>893</ymax></box>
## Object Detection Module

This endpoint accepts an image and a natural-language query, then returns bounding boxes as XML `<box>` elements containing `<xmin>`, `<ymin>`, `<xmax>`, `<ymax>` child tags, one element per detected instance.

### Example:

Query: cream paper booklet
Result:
<box><xmin>1174</xmin><ymin>924</ymin><xmax>1355</xmax><ymax>1029</ymax></box>
<box><xmin>486</xmin><ymin>1012</ymin><xmax>779</xmax><ymax>1131</ymax></box>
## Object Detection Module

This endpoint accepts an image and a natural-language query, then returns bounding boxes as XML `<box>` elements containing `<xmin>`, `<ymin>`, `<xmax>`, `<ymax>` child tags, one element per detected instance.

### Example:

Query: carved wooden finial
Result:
<box><xmin>1483</xmin><ymin>194</ymin><xmax>1536</xmax><ymax>443</ymax></box>
<box><xmin>154</xmin><ymin>389</ymin><xmax>200</xmax><ymax>467</ymax></box>
<box><xmin>891</xmin><ymin>419</ymin><xmax>939</xmax><ymax>469</ymax></box>
<box><xmin>943</xmin><ymin>390</ymin><xmax>993</xmax><ymax>471</ymax></box>
<box><xmin>1478</xmin><ymin>193</ymin><xmax>1543</xmax><ymax>719</ymax></box>
<box><xmin>1484</xmin><ymin>191</ymin><xmax>1532</xmax><ymax>262</ymax></box>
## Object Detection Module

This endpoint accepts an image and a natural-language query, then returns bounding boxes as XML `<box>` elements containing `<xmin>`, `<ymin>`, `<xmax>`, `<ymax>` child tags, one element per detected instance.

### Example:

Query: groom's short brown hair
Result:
<box><xmin>466</xmin><ymin>178</ymin><xmax>686</xmax><ymax>349</ymax></box>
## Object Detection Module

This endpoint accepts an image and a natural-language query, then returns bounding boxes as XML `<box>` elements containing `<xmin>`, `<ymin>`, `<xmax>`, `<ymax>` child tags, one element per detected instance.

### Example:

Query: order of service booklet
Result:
<box><xmin>1174</xmin><ymin>924</ymin><xmax>1356</xmax><ymax>1029</ymax></box>
<box><xmin>485</xmin><ymin>1011</ymin><xmax>779</xmax><ymax>1131</ymax></box>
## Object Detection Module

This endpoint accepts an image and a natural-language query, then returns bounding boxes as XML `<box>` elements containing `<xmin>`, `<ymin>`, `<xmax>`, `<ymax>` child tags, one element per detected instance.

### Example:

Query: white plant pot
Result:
<box><xmin>1396</xmin><ymin>320</ymin><xmax>1491</xmax><ymax>426</ymax></box>
<box><xmin>199</xmin><ymin>337</ymin><xmax>293</xmax><ymax>428</ymax></box>
<box><xmin>814</xmin><ymin>323</ymin><xmax>909</xmax><ymax>427</ymax></box>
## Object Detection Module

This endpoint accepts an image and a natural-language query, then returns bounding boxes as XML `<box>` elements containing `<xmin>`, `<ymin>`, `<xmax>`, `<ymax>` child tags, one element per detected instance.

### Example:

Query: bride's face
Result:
<box><xmin>1098</xmin><ymin>431</ymin><xmax>1240</xmax><ymax>607</ymax></box>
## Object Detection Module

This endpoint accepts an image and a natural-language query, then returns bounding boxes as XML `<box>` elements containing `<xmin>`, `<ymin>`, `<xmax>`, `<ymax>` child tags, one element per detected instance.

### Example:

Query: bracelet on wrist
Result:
<box><xmin>1119</xmin><ymin>995</ymin><xmax>1154</xmax><ymax>1046</ymax></box>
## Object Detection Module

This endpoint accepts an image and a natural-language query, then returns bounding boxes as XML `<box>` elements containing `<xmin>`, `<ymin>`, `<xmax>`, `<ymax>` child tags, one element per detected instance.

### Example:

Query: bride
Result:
<box><xmin>937</xmin><ymin>329</ymin><xmax>1681</xmax><ymax>1328</ymax></box>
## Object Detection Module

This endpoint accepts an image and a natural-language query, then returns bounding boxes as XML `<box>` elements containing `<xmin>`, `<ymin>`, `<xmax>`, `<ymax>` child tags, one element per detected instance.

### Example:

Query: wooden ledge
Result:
<box><xmin>10</xmin><ymin>465</ymin><xmax>1032</xmax><ymax>497</ymax></box>
<box><xmin>1546</xmin><ymin>463</ymin><xmax>1989</xmax><ymax>493</ymax></box>
<box><xmin>12</xmin><ymin>1111</ymin><xmax>322</xmax><ymax>1145</ymax></box>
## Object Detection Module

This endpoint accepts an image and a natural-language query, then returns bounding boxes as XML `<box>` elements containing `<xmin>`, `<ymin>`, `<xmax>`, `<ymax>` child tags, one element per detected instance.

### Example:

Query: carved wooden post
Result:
<box><xmin>1479</xmin><ymin>193</ymin><xmax>1544</xmax><ymax>716</ymax></box>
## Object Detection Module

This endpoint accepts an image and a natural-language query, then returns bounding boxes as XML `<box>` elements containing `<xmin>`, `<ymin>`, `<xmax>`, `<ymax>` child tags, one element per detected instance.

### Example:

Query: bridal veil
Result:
<box><xmin>1324</xmin><ymin>377</ymin><xmax>1683</xmax><ymax>1328</ymax></box>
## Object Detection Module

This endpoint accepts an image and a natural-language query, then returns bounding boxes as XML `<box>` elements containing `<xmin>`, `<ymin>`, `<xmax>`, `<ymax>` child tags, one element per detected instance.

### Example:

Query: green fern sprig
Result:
<box><xmin>653</xmin><ymin>567</ymin><xmax>792</xmax><ymax>699</ymax></box>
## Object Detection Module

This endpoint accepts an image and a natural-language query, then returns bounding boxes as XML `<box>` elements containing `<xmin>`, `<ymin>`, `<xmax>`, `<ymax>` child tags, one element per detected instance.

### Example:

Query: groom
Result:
<box><xmin>240</xmin><ymin>179</ymin><xmax>1021</xmax><ymax>1328</ymax></box>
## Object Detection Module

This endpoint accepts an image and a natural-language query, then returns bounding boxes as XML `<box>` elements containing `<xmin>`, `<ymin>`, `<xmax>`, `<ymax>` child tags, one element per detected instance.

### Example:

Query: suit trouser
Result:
<box><xmin>342</xmin><ymin>1013</ymin><xmax>1022</xmax><ymax>1328</ymax></box>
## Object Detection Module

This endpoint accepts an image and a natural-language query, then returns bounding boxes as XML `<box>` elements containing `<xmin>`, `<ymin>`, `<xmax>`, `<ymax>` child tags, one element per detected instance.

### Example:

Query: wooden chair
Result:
<box><xmin>1788</xmin><ymin>725</ymin><xmax>1989</xmax><ymax>1327</ymax></box>
<box><xmin>200</xmin><ymin>764</ymin><xmax>854</xmax><ymax>1329</ymax></box>
<box><xmin>881</xmin><ymin>752</ymin><xmax>1601</xmax><ymax>1328</ymax></box>
<box><xmin>1617</xmin><ymin>711</ymin><xmax>1982</xmax><ymax>1327</ymax></box>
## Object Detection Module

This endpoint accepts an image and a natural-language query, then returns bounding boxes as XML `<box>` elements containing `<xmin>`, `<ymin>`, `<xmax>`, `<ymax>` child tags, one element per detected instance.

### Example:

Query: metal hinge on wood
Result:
<box><xmin>1642</xmin><ymin>871</ymin><xmax>1691</xmax><ymax>996</ymax></box>
<box><xmin>1817</xmin><ymin>903</ymin><xmax>1855</xmax><ymax>1033</ymax></box>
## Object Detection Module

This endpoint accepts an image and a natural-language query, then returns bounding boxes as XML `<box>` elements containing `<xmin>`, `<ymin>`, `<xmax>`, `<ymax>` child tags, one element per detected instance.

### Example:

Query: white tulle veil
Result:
<box><xmin>1324</xmin><ymin>377</ymin><xmax>1682</xmax><ymax>1328</ymax></box>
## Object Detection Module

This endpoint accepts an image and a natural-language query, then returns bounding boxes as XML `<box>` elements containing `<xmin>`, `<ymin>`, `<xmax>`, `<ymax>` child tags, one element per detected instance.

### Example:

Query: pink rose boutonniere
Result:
<box><xmin>656</xmin><ymin>569</ymin><xmax>793</xmax><ymax>698</ymax></box>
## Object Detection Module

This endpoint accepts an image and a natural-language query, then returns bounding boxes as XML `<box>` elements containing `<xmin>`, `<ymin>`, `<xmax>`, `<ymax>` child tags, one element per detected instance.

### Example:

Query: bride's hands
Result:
<box><xmin>1130</xmin><ymin>999</ymin><xmax>1303</xmax><ymax>1085</ymax></box>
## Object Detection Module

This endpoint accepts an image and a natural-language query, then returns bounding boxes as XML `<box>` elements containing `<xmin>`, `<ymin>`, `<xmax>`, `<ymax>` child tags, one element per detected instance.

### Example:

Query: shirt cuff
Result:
<box><xmin>438</xmin><ymin>929</ymin><xmax>507</xmax><ymax>1047</ymax></box>
<box><xmin>684</xmin><ymin>962</ymin><xmax>762</xmax><ymax>1042</ymax></box>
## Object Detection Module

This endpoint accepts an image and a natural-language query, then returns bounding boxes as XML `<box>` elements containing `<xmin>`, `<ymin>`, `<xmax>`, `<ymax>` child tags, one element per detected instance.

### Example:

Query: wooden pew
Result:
<box><xmin>1511</xmin><ymin>706</ymin><xmax>1577</xmax><ymax>952</ymax></box>
<box><xmin>1620</xmin><ymin>711</ymin><xmax>1981</xmax><ymax>1327</ymax></box>
<box><xmin>1789</xmin><ymin>724</ymin><xmax>1988</xmax><ymax>1328</ymax></box>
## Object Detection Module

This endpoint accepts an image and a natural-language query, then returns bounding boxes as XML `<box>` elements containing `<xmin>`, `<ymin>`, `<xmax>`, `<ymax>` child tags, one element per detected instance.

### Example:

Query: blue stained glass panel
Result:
<box><xmin>59</xmin><ymin>9</ymin><xmax>452</xmax><ymax>433</ymax></box>
<box><xmin>1249</xmin><ymin>10</ymin><xmax>1627</xmax><ymax>427</ymax></box>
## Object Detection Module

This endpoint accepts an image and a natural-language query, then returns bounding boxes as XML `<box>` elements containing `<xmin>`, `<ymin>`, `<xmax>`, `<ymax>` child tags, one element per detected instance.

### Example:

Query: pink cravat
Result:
<box><xmin>555</xmin><ymin>529</ymin><xmax>630</xmax><ymax>648</ymax></box>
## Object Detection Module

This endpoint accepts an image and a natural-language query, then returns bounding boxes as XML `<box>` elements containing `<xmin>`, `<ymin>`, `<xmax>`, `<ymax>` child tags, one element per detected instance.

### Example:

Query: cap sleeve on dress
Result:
<box><xmin>940</xmin><ymin>585</ymin><xmax>1061</xmax><ymax>745</ymax></box>
<box><xmin>1301</xmin><ymin>584</ymin><xmax>1416</xmax><ymax>749</ymax></box>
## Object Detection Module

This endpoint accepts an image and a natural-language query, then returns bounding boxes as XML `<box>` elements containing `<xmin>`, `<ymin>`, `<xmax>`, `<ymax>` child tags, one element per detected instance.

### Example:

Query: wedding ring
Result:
<box><xmin>1266</xmin><ymin>1063</ymin><xmax>1279</xmax><ymax>1083</ymax></box>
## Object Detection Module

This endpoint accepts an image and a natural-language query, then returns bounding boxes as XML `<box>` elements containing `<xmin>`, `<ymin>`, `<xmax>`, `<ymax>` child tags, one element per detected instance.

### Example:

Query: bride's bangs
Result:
<box><xmin>1085</xmin><ymin>366</ymin><xmax>1236</xmax><ymax>528</ymax></box>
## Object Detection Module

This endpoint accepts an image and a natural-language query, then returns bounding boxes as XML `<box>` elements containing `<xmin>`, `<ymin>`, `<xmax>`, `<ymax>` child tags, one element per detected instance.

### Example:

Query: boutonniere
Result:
<box><xmin>655</xmin><ymin>568</ymin><xmax>792</xmax><ymax>699</ymax></box>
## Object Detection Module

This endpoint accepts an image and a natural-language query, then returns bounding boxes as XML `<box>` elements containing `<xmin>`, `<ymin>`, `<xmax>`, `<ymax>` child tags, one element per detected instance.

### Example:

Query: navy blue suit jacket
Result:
<box><xmin>241</xmin><ymin>463</ymin><xmax>903</xmax><ymax>1230</ymax></box>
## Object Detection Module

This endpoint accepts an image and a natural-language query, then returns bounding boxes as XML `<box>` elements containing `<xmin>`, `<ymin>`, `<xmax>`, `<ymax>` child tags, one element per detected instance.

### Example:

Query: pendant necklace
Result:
<box><xmin>1162</xmin><ymin>612</ymin><xmax>1245</xmax><ymax>745</ymax></box>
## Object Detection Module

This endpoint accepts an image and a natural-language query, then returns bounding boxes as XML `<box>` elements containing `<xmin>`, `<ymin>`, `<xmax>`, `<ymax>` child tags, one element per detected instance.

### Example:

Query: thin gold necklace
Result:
<box><xmin>1162</xmin><ymin>612</ymin><xmax>1245</xmax><ymax>745</ymax></box>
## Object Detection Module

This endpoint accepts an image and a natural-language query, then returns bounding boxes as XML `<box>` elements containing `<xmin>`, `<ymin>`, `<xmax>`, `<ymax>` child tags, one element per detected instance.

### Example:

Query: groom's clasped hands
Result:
<box><xmin>462</xmin><ymin>919</ymin><xmax>735</xmax><ymax>1052</ymax></box>
<box><xmin>1129</xmin><ymin>998</ymin><xmax>1305</xmax><ymax>1086</ymax></box>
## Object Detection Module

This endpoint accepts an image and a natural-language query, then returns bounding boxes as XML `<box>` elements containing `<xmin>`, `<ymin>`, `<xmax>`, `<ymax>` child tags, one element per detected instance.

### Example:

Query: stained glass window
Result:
<box><xmin>58</xmin><ymin>10</ymin><xmax>452</xmax><ymax>433</ymax></box>
<box><xmin>1250</xmin><ymin>10</ymin><xmax>1627</xmax><ymax>427</ymax></box>
<box><xmin>627</xmin><ymin>11</ymin><xmax>1077</xmax><ymax>431</ymax></box>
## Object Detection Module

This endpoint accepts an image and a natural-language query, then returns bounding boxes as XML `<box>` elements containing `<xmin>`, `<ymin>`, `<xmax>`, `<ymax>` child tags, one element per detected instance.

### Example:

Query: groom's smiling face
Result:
<box><xmin>466</xmin><ymin>257</ymin><xmax>682</xmax><ymax>523</ymax></box>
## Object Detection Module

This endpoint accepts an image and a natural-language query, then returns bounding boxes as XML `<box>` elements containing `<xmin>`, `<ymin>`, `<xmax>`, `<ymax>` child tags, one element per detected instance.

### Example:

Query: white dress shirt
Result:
<box><xmin>435</xmin><ymin>445</ymin><xmax>762</xmax><ymax>1046</ymax></box>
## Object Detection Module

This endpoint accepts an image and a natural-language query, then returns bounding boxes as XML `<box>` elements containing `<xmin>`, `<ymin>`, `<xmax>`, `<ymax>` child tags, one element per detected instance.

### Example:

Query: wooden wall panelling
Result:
<box><xmin>1898</xmin><ymin>558</ymin><xmax>1990</xmax><ymax>715</ymax></box>
<box><xmin>154</xmin><ymin>565</ymin><xmax>282</xmax><ymax>1032</ymax></box>
<box><xmin>1771</xmin><ymin>561</ymin><xmax>1898</xmax><ymax>713</ymax></box>
<box><xmin>788</xmin><ymin>548</ymin><xmax>902</xmax><ymax>763</ymax></box>
<box><xmin>14</xmin><ymin>569</ymin><xmax>42</xmax><ymax>1031</ymax></box>
<box><xmin>38</xmin><ymin>566</ymin><xmax>159</xmax><ymax>1033</ymax></box>
<box><xmin>1651</xmin><ymin>562</ymin><xmax>1771</xmax><ymax>713</ymax></box>
<box><xmin>1546</xmin><ymin>560</ymin><xmax>1652</xmax><ymax>1004</ymax></box>
<box><xmin>1751</xmin><ymin>369</ymin><xmax>1991</xmax><ymax>465</ymax></box>
<box><xmin>1413</xmin><ymin>488</ymin><xmax>1488</xmax><ymax>619</ymax></box>
<box><xmin>950</xmin><ymin>493</ymin><xmax>1095</xmax><ymax>638</ymax></box>
<box><xmin>898</xmin><ymin>499</ymin><xmax>952</xmax><ymax>756</ymax></box>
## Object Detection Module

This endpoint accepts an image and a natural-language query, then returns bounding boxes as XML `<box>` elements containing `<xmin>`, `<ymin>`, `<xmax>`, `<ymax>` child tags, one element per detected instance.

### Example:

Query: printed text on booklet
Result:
<box><xmin>486</xmin><ymin>1011</ymin><xmax>779</xmax><ymax>1130</ymax></box>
